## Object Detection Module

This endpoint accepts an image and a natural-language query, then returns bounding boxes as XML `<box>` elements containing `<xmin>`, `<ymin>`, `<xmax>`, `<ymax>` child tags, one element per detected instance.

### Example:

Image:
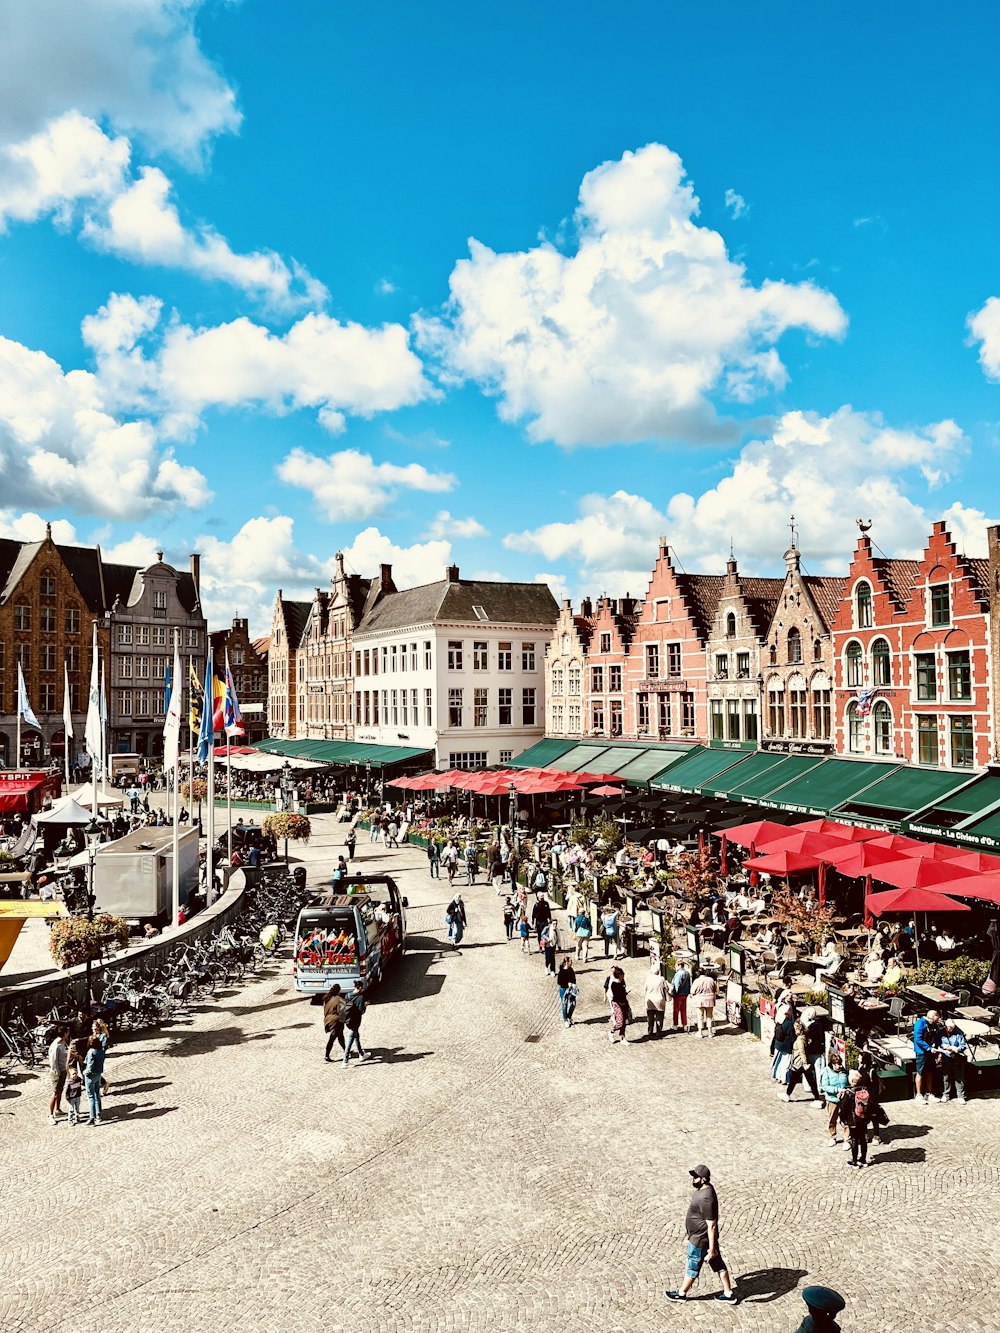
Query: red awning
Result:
<box><xmin>0</xmin><ymin>771</ymin><xmax>60</xmax><ymax>813</ymax></box>
<box><xmin>713</xmin><ymin>819</ymin><xmax>788</xmax><ymax>849</ymax></box>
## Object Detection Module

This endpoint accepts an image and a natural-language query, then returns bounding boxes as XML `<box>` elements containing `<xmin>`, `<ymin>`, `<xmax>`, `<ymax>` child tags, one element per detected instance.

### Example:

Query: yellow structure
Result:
<box><xmin>0</xmin><ymin>900</ymin><xmax>67</xmax><ymax>971</ymax></box>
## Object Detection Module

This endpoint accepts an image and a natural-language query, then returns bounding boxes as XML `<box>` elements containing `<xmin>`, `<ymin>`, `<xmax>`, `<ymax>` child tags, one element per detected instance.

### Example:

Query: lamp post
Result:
<box><xmin>364</xmin><ymin>760</ymin><xmax>371</xmax><ymax>806</ymax></box>
<box><xmin>509</xmin><ymin>780</ymin><xmax>517</xmax><ymax>842</ymax></box>
<box><xmin>83</xmin><ymin>815</ymin><xmax>102</xmax><ymax>1008</ymax></box>
<box><xmin>279</xmin><ymin>760</ymin><xmax>293</xmax><ymax>864</ymax></box>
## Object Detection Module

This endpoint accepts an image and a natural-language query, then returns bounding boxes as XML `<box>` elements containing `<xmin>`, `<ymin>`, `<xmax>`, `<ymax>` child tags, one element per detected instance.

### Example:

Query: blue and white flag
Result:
<box><xmin>17</xmin><ymin>661</ymin><xmax>40</xmax><ymax>728</ymax></box>
<box><xmin>197</xmin><ymin>650</ymin><xmax>215</xmax><ymax>762</ymax></box>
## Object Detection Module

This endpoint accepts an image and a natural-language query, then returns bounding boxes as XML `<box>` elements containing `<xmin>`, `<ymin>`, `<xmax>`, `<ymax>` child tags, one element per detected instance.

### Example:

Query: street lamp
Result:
<box><xmin>279</xmin><ymin>760</ymin><xmax>293</xmax><ymax>864</ymax></box>
<box><xmin>83</xmin><ymin>815</ymin><xmax>102</xmax><ymax>1008</ymax></box>
<box><xmin>508</xmin><ymin>780</ymin><xmax>517</xmax><ymax>840</ymax></box>
<box><xmin>364</xmin><ymin>760</ymin><xmax>371</xmax><ymax>805</ymax></box>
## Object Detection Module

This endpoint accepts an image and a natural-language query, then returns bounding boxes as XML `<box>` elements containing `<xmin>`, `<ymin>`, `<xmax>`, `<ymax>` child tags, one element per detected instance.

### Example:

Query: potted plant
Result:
<box><xmin>262</xmin><ymin>811</ymin><xmax>312</xmax><ymax>864</ymax></box>
<box><xmin>49</xmin><ymin>912</ymin><xmax>129</xmax><ymax>969</ymax></box>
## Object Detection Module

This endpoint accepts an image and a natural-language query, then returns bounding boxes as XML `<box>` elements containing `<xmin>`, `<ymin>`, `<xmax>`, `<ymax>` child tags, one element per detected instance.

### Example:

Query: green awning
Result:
<box><xmin>724</xmin><ymin>754</ymin><xmax>826</xmax><ymax>802</ymax></box>
<box><xmin>613</xmin><ymin>748</ymin><xmax>693</xmax><ymax>786</ymax></box>
<box><xmin>509</xmin><ymin>738</ymin><xmax>577</xmax><ymax>769</ymax></box>
<box><xmin>584</xmin><ymin>745</ymin><xmax>652</xmax><ymax>774</ymax></box>
<box><xmin>653</xmin><ymin>747</ymin><xmax>749</xmax><ymax>792</ymax></box>
<box><xmin>699</xmin><ymin>752</ymin><xmax>765</xmax><ymax>795</ymax></box>
<box><xmin>941</xmin><ymin>809</ymin><xmax>1000</xmax><ymax>847</ymax></box>
<box><xmin>251</xmin><ymin>738</ymin><xmax>430</xmax><ymax>767</ymax></box>
<box><xmin>763</xmin><ymin>759</ymin><xmax>898</xmax><ymax>815</ymax></box>
<box><xmin>915</xmin><ymin>773</ymin><xmax>1000</xmax><ymax>818</ymax></box>
<box><xmin>840</xmin><ymin>768</ymin><xmax>972</xmax><ymax>819</ymax></box>
<box><xmin>553</xmin><ymin>743</ymin><xmax>615</xmax><ymax>773</ymax></box>
<box><xmin>704</xmin><ymin>750</ymin><xmax>788</xmax><ymax>798</ymax></box>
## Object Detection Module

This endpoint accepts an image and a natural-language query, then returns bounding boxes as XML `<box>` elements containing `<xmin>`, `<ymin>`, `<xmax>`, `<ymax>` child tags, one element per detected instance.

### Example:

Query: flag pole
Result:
<box><xmin>205</xmin><ymin>651</ymin><xmax>216</xmax><ymax>905</ymax></box>
<box><xmin>62</xmin><ymin>664</ymin><xmax>71</xmax><ymax>788</ymax></box>
<box><xmin>91</xmin><ymin>623</ymin><xmax>99</xmax><ymax>817</ymax></box>
<box><xmin>224</xmin><ymin>649</ymin><xmax>234</xmax><ymax>866</ymax></box>
<box><xmin>170</xmin><ymin>630</ymin><xmax>181</xmax><ymax>929</ymax></box>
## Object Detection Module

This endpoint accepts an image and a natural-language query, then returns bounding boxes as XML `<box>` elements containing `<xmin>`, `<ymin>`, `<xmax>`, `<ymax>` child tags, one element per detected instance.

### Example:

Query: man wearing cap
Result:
<box><xmin>794</xmin><ymin>1284</ymin><xmax>846</xmax><ymax>1332</ymax></box>
<box><xmin>665</xmin><ymin>1165</ymin><xmax>737</xmax><ymax>1305</ymax></box>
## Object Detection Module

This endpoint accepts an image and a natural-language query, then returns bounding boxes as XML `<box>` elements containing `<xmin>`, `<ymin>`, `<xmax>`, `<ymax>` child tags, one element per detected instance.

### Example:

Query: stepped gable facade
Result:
<box><xmin>584</xmin><ymin>593</ymin><xmax>640</xmax><ymax>738</ymax></box>
<box><xmin>268</xmin><ymin>593</ymin><xmax>310</xmax><ymax>738</ymax></box>
<box><xmin>544</xmin><ymin>597</ymin><xmax>596</xmax><ymax>739</ymax></box>
<box><xmin>762</xmin><ymin>541</ymin><xmax>846</xmax><ymax>752</ymax></box>
<box><xmin>705</xmin><ymin>557</ymin><xmax>783</xmax><ymax>749</ymax></box>
<box><xmin>830</xmin><ymin>521</ymin><xmax>997</xmax><ymax>770</ymax></box>
<box><xmin>297</xmin><ymin>552</ymin><xmax>378</xmax><ymax>741</ymax></box>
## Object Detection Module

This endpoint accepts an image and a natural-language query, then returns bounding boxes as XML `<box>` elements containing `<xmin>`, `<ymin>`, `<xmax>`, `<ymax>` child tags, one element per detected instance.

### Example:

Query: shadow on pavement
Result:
<box><xmin>884</xmin><ymin>1122</ymin><xmax>930</xmax><ymax>1139</ymax></box>
<box><xmin>108</xmin><ymin>1077</ymin><xmax>171</xmax><ymax>1096</ymax></box>
<box><xmin>734</xmin><ymin>1268</ymin><xmax>808</xmax><ymax>1303</ymax></box>
<box><xmin>366</xmin><ymin>1047</ymin><xmax>433</xmax><ymax>1064</ymax></box>
<box><xmin>101</xmin><ymin>1101</ymin><xmax>177</xmax><ymax>1121</ymax></box>
<box><xmin>873</xmin><ymin>1146</ymin><xmax>926</xmax><ymax>1164</ymax></box>
<box><xmin>227</xmin><ymin>995</ymin><xmax>306</xmax><ymax>1017</ymax></box>
<box><xmin>163</xmin><ymin>1025</ymin><xmax>277</xmax><ymax>1057</ymax></box>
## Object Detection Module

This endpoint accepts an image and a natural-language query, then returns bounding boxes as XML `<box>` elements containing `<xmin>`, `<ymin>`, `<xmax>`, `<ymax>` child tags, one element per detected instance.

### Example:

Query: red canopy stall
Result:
<box><xmin>0</xmin><ymin>770</ymin><xmax>61</xmax><ymax>814</ymax></box>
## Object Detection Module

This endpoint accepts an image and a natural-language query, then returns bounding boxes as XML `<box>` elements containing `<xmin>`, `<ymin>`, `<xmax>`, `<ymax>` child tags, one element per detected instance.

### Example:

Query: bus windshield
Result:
<box><xmin>295</xmin><ymin>910</ymin><xmax>358</xmax><ymax>971</ymax></box>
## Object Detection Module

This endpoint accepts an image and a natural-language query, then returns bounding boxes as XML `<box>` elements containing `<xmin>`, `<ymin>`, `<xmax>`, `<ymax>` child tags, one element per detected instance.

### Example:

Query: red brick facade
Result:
<box><xmin>831</xmin><ymin>522</ymin><xmax>997</xmax><ymax>771</ymax></box>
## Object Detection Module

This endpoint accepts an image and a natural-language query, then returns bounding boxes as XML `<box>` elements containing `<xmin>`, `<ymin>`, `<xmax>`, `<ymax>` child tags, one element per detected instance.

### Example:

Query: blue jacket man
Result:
<box><xmin>913</xmin><ymin>1009</ymin><xmax>942</xmax><ymax>1103</ymax></box>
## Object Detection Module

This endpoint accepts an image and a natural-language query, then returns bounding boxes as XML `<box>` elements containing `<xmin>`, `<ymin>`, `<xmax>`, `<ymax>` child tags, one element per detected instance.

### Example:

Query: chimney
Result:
<box><xmin>562</xmin><ymin>598</ymin><xmax>572</xmax><ymax>610</ymax></box>
<box><xmin>380</xmin><ymin>562</ymin><xmax>393</xmax><ymax>590</ymax></box>
<box><xmin>659</xmin><ymin>532</ymin><xmax>669</xmax><ymax>557</ymax></box>
<box><xmin>726</xmin><ymin>556</ymin><xmax>738</xmax><ymax>576</ymax></box>
<box><xmin>190</xmin><ymin>552</ymin><xmax>201</xmax><ymax>602</ymax></box>
<box><xmin>446</xmin><ymin>564</ymin><xmax>460</xmax><ymax>583</ymax></box>
<box><xmin>783</xmin><ymin>546</ymin><xmax>800</xmax><ymax>575</ymax></box>
<box><xmin>580</xmin><ymin>597</ymin><xmax>593</xmax><ymax>617</ymax></box>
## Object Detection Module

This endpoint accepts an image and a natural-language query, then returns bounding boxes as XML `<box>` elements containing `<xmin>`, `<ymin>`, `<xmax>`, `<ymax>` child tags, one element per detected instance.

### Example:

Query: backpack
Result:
<box><xmin>853</xmin><ymin>1087</ymin><xmax>870</xmax><ymax>1122</ymax></box>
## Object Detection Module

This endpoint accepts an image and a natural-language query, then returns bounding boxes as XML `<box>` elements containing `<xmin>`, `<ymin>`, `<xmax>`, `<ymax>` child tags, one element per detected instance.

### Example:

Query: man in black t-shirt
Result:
<box><xmin>665</xmin><ymin>1165</ymin><xmax>737</xmax><ymax>1304</ymax></box>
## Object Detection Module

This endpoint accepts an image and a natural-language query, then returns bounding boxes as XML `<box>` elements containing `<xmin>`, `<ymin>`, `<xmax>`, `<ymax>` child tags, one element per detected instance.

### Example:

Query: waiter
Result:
<box><xmin>794</xmin><ymin>1285</ymin><xmax>846</xmax><ymax>1333</ymax></box>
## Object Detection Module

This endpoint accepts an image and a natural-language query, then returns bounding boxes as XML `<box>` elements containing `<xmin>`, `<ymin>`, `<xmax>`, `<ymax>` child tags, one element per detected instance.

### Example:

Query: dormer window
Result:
<box><xmin>472</xmin><ymin>605</ymin><xmax>488</xmax><ymax>621</ymax></box>
<box><xmin>929</xmin><ymin>583</ymin><xmax>950</xmax><ymax>627</ymax></box>
<box><xmin>725</xmin><ymin>612</ymin><xmax>736</xmax><ymax>638</ymax></box>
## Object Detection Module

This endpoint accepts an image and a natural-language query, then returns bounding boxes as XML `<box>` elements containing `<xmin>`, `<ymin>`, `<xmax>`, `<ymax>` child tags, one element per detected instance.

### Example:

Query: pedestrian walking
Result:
<box><xmin>502</xmin><ymin>897</ymin><xmax>516</xmax><ymax>940</ymax></box>
<box><xmin>345</xmin><ymin>829</ymin><xmax>357</xmax><ymax>861</ymax></box>
<box><xmin>427</xmin><ymin>838</ymin><xmax>441</xmax><ymax>879</ymax></box>
<box><xmin>784</xmin><ymin>1021</ymin><xmax>824</xmax><ymax>1104</ymax></box>
<box><xmin>323</xmin><ymin>982</ymin><xmax>346</xmax><ymax>1061</ymax></box>
<box><xmin>518</xmin><ymin>912</ymin><xmax>531</xmax><ymax>953</ymax></box>
<box><xmin>837</xmin><ymin>1070</ymin><xmax>871</xmax><ymax>1167</ymax></box>
<box><xmin>386</xmin><ymin>819</ymin><xmax>399</xmax><ymax>849</ymax></box>
<box><xmin>820</xmin><ymin>1053</ymin><xmax>848</xmax><ymax>1145</ymax></box>
<box><xmin>644</xmin><ymin>968</ymin><xmax>668</xmax><ymax>1038</ymax></box>
<box><xmin>531</xmin><ymin>894</ymin><xmax>552</xmax><ymax>947</ymax></box>
<box><xmin>573</xmin><ymin>904</ymin><xmax>592</xmax><ymax>962</ymax></box>
<box><xmin>541</xmin><ymin>921</ymin><xmax>558</xmax><ymax>974</ymax></box>
<box><xmin>771</xmin><ymin>1011</ymin><xmax>796</xmax><ymax>1082</ymax></box>
<box><xmin>464</xmin><ymin>842</ymin><xmax>478</xmax><ymax>885</ymax></box>
<box><xmin>557</xmin><ymin>956</ymin><xmax>578</xmax><ymax>1027</ymax></box>
<box><xmin>665</xmin><ymin>1165</ymin><xmax>737</xmax><ymax>1304</ymax></box>
<box><xmin>690</xmin><ymin>970</ymin><xmax>719</xmax><ymax>1038</ymax></box>
<box><xmin>343</xmin><ymin>983</ymin><xmax>370</xmax><ymax>1065</ymax></box>
<box><xmin>442</xmin><ymin>839</ymin><xmax>459</xmax><ymax>883</ymax></box>
<box><xmin>447</xmin><ymin>893</ymin><xmax>467</xmax><ymax>950</ymax></box>
<box><xmin>65</xmin><ymin>1040</ymin><xmax>84</xmax><ymax>1126</ymax></box>
<box><xmin>491</xmin><ymin>852</ymin><xmax>505</xmax><ymax>894</ymax></box>
<box><xmin>83</xmin><ymin>1035</ymin><xmax>106</xmax><ymax>1125</ymax></box>
<box><xmin>793</xmin><ymin>1284</ymin><xmax>846</xmax><ymax>1333</ymax></box>
<box><xmin>670</xmin><ymin>959</ymin><xmax>691</xmax><ymax>1030</ymax></box>
<box><xmin>92</xmin><ymin>1018</ymin><xmax>111</xmax><ymax>1096</ymax></box>
<box><xmin>47</xmin><ymin>1025</ymin><xmax>70</xmax><ymax>1125</ymax></box>
<box><xmin>600</xmin><ymin>904</ymin><xmax>620</xmax><ymax>958</ymax></box>
<box><xmin>607</xmin><ymin>966</ymin><xmax>631</xmax><ymax>1045</ymax></box>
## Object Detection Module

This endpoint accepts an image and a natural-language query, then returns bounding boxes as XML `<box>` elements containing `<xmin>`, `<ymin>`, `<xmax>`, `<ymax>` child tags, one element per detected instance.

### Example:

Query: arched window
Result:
<box><xmin>725</xmin><ymin>612</ymin><xmax>737</xmax><ymax>638</ymax></box>
<box><xmin>813</xmin><ymin>638</ymin><xmax>823</xmax><ymax>661</ymax></box>
<box><xmin>871</xmin><ymin>638</ymin><xmax>891</xmax><ymax>687</ymax></box>
<box><xmin>787</xmin><ymin>627</ymin><xmax>802</xmax><ymax>664</ymax></box>
<box><xmin>873</xmin><ymin>701</ymin><xmax>892</xmax><ymax>754</ymax></box>
<box><xmin>856</xmin><ymin>581</ymin><xmax>873</xmax><ymax>628</ymax></box>
<box><xmin>847</xmin><ymin>702</ymin><xmax>864</xmax><ymax>752</ymax></box>
<box><xmin>845</xmin><ymin>642</ymin><xmax>863</xmax><ymax>687</ymax></box>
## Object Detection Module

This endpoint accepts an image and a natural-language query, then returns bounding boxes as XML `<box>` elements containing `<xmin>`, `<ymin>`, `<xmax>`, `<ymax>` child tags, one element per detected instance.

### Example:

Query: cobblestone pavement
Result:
<box><xmin>3</xmin><ymin>812</ymin><xmax>1000</xmax><ymax>1332</ymax></box>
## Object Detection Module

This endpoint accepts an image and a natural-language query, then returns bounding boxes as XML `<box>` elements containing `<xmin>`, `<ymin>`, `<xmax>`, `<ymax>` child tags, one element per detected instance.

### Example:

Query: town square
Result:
<box><xmin>4</xmin><ymin>5</ymin><xmax>1000</xmax><ymax>1332</ymax></box>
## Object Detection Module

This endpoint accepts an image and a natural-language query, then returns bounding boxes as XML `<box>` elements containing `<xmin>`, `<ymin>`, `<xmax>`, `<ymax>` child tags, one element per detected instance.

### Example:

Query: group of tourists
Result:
<box><xmin>46</xmin><ymin>1015</ymin><xmax>110</xmax><ymax>1128</ymax></box>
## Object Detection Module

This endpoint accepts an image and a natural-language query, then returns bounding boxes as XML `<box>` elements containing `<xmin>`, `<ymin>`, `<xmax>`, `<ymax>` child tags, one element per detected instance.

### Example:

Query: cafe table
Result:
<box><xmin>954</xmin><ymin>1018</ymin><xmax>994</xmax><ymax>1039</ymax></box>
<box><xmin>870</xmin><ymin>1034</ymin><xmax>916</xmax><ymax>1068</ymax></box>
<box><xmin>955</xmin><ymin>1005</ymin><xmax>997</xmax><ymax>1024</ymax></box>
<box><xmin>905</xmin><ymin>983</ymin><xmax>959</xmax><ymax>1008</ymax></box>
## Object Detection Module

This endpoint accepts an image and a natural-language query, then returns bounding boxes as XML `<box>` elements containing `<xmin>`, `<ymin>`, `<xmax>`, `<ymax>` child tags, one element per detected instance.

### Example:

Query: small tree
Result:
<box><xmin>675</xmin><ymin>847</ymin><xmax>718</xmax><ymax>905</ymax></box>
<box><xmin>769</xmin><ymin>884</ymin><xmax>837</xmax><ymax>949</ymax></box>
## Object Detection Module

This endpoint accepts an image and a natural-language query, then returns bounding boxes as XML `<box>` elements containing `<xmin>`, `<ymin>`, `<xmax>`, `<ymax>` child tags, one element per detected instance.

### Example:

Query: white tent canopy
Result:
<box><xmin>32</xmin><ymin>797</ymin><xmax>100</xmax><ymax>827</ymax></box>
<box><xmin>68</xmin><ymin>785</ymin><xmax>124</xmax><ymax>810</ymax></box>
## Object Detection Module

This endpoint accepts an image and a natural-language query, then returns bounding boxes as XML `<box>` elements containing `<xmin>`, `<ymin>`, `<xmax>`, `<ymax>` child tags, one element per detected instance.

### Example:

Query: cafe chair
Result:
<box><xmin>957</xmin><ymin>989</ymin><xmax>971</xmax><ymax>1008</ymax></box>
<box><xmin>888</xmin><ymin>996</ymin><xmax>907</xmax><ymax>1036</ymax></box>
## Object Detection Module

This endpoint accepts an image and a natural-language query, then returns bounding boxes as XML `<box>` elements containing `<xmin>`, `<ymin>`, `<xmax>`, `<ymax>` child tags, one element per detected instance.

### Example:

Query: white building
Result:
<box><xmin>351</xmin><ymin>565</ymin><xmax>559</xmax><ymax>768</ymax></box>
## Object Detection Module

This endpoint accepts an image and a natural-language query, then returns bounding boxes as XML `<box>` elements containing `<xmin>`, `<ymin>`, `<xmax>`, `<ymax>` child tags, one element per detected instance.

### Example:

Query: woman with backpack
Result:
<box><xmin>837</xmin><ymin>1070</ymin><xmax>871</xmax><ymax>1167</ymax></box>
<box><xmin>556</xmin><ymin>956</ymin><xmax>578</xmax><ymax>1027</ymax></box>
<box><xmin>784</xmin><ymin>1020</ymin><xmax>823</xmax><ymax>1104</ymax></box>
<box><xmin>600</xmin><ymin>905</ymin><xmax>620</xmax><ymax>959</ymax></box>
<box><xmin>573</xmin><ymin>904</ymin><xmax>592</xmax><ymax>962</ymax></box>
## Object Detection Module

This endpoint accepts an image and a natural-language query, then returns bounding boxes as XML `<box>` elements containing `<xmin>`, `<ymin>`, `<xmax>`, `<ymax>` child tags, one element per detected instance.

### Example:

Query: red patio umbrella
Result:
<box><xmin>868</xmin><ymin>856</ymin><xmax>970</xmax><ymax>892</ymax></box>
<box><xmin>794</xmin><ymin>818</ymin><xmax>883</xmax><ymax>842</ymax></box>
<box><xmin>743</xmin><ymin>850</ymin><xmax>824</xmax><ymax>877</ymax></box>
<box><xmin>712</xmin><ymin>818</ymin><xmax>789</xmax><ymax>878</ymax></box>
<box><xmin>866</xmin><ymin>832</ymin><xmax>933</xmax><ymax>855</ymax></box>
<box><xmin>944</xmin><ymin>849</ymin><xmax>1000</xmax><ymax>874</ymax></box>
<box><xmin>821</xmin><ymin>842</ymin><xmax>908</xmax><ymax>876</ymax></box>
<box><xmin>895</xmin><ymin>841</ymin><xmax>971</xmax><ymax>862</ymax></box>
<box><xmin>752</xmin><ymin>830</ymin><xmax>850</xmax><ymax>903</ymax></box>
<box><xmin>590</xmin><ymin>784</ymin><xmax>624</xmax><ymax>797</ymax></box>
<box><xmin>386</xmin><ymin>775</ymin><xmax>415</xmax><ymax>788</ymax></box>
<box><xmin>573</xmin><ymin>771</ymin><xmax>627</xmax><ymax>785</ymax></box>
<box><xmin>927</xmin><ymin>872</ymin><xmax>1000</xmax><ymax>907</ymax></box>
<box><xmin>867</xmin><ymin>885</ymin><xmax>972</xmax><ymax>916</ymax></box>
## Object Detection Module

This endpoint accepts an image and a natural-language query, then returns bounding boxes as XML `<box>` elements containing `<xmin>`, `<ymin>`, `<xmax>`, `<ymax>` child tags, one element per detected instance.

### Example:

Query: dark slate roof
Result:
<box><xmin>281</xmin><ymin>599</ymin><xmax>311</xmax><ymax>650</ymax></box>
<box><xmin>573</xmin><ymin>615</ymin><xmax>596</xmax><ymax>650</ymax></box>
<box><xmin>0</xmin><ymin>541</ymin><xmax>42</xmax><ymax>604</ymax></box>
<box><xmin>675</xmin><ymin>574</ymin><xmax>728</xmax><ymax>641</ymax></box>
<box><xmin>251</xmin><ymin>636</ymin><xmax>271</xmax><ymax>658</ymax></box>
<box><xmin>802</xmin><ymin>576</ymin><xmax>847</xmax><ymax>629</ymax></box>
<box><xmin>357</xmin><ymin>577</ymin><xmax>560</xmax><ymax>635</ymax></box>
<box><xmin>346</xmin><ymin>575</ymin><xmax>372</xmax><ymax>626</ymax></box>
<box><xmin>735</xmin><ymin>576</ymin><xmax>785</xmax><ymax>639</ymax></box>
<box><xmin>0</xmin><ymin>538</ymin><xmax>20</xmax><ymax>597</ymax></box>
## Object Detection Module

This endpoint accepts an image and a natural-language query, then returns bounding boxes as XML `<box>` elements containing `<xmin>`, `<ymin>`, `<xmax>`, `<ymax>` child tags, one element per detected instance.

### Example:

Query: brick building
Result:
<box><xmin>705</xmin><ymin>558</ymin><xmax>783</xmax><ymax>749</ymax></box>
<box><xmin>584</xmin><ymin>594</ymin><xmax>639</xmax><ymax>739</ymax></box>
<box><xmin>622</xmin><ymin>541</ymin><xmax>723</xmax><ymax>742</ymax></box>
<box><xmin>209</xmin><ymin>617</ymin><xmax>269</xmax><ymax>745</ymax></box>
<box><xmin>762</xmin><ymin>539</ymin><xmax>845</xmax><ymax>753</ymax></box>
<box><xmin>831</xmin><ymin>521</ymin><xmax>997</xmax><ymax>770</ymax></box>
<box><xmin>296</xmin><ymin>554</ymin><xmax>381</xmax><ymax>740</ymax></box>
<box><xmin>268</xmin><ymin>593</ymin><xmax>310</xmax><ymax>738</ymax></box>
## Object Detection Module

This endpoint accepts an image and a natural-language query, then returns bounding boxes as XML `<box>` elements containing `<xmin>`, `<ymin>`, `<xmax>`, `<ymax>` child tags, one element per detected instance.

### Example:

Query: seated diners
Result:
<box><xmin>863</xmin><ymin>949</ymin><xmax>885</xmax><ymax>984</ymax></box>
<box><xmin>934</xmin><ymin>926</ymin><xmax>957</xmax><ymax>957</ymax></box>
<box><xmin>881</xmin><ymin>955</ymin><xmax>906</xmax><ymax>988</ymax></box>
<box><xmin>814</xmin><ymin>938</ymin><xmax>843</xmax><ymax>988</ymax></box>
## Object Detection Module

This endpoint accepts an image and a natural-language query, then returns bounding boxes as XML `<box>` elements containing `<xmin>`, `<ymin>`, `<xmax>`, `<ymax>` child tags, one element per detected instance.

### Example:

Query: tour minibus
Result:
<box><xmin>292</xmin><ymin>874</ymin><xmax>407</xmax><ymax>996</ymax></box>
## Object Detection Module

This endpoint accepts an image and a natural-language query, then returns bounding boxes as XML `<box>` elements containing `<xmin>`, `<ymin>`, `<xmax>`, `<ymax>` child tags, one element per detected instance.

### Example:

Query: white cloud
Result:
<box><xmin>724</xmin><ymin>188</ymin><xmax>747</xmax><ymax>219</ymax></box>
<box><xmin>0</xmin><ymin>510</ymin><xmax>78</xmax><ymax>543</ymax></box>
<box><xmin>418</xmin><ymin>143</ymin><xmax>846</xmax><ymax>447</ymax></box>
<box><xmin>968</xmin><ymin>296</ymin><xmax>1000</xmax><ymax>381</ymax></box>
<box><xmin>277</xmin><ymin>448</ymin><xmax>456</xmax><ymax>521</ymax></box>
<box><xmin>0</xmin><ymin>113</ymin><xmax>324</xmax><ymax>312</ymax></box>
<box><xmin>422</xmin><ymin>510</ymin><xmax>487</xmax><ymax>540</ymax></box>
<box><xmin>100</xmin><ymin>532</ymin><xmax>162</xmax><ymax>567</ymax></box>
<box><xmin>505</xmin><ymin>406</ymin><xmax>975</xmax><ymax>580</ymax></box>
<box><xmin>0</xmin><ymin>329</ymin><xmax>212</xmax><ymax>519</ymax></box>
<box><xmin>340</xmin><ymin>527</ymin><xmax>452</xmax><ymax>590</ymax></box>
<box><xmin>0</xmin><ymin>2</ymin><xmax>239</xmax><ymax>164</ymax></box>
<box><xmin>376</xmin><ymin>278</ymin><xmax>397</xmax><ymax>295</ymax></box>
<box><xmin>535</xmin><ymin>570</ymin><xmax>572</xmax><ymax>604</ymax></box>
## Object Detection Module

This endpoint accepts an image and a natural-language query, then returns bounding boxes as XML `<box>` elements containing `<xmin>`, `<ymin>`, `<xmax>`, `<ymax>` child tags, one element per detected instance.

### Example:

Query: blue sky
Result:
<box><xmin>3</xmin><ymin>2</ymin><xmax>1000</xmax><ymax>632</ymax></box>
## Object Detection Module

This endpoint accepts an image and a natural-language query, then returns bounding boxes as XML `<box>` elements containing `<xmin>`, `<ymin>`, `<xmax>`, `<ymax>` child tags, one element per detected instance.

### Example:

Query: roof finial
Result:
<box><xmin>789</xmin><ymin>514</ymin><xmax>798</xmax><ymax>548</ymax></box>
<box><xmin>856</xmin><ymin>518</ymin><xmax>872</xmax><ymax>535</ymax></box>
<box><xmin>729</xmin><ymin>534</ymin><xmax>735</xmax><ymax>559</ymax></box>
<box><xmin>156</xmin><ymin>549</ymin><xmax>164</xmax><ymax>563</ymax></box>
<box><xmin>45</xmin><ymin>521</ymin><xmax>52</xmax><ymax>540</ymax></box>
